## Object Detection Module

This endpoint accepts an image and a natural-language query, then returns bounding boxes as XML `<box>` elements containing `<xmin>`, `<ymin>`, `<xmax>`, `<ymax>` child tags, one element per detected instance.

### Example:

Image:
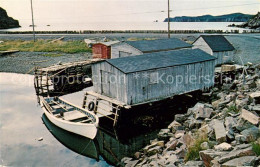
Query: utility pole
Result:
<box><xmin>30</xmin><ymin>0</ymin><xmax>36</xmax><ymax>42</ymax></box>
<box><xmin>167</xmin><ymin>0</ymin><xmax>171</xmax><ymax>38</ymax></box>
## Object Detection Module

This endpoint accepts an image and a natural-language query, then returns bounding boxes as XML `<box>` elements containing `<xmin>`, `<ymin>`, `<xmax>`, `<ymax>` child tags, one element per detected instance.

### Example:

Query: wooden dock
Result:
<box><xmin>82</xmin><ymin>91</ymin><xmax>131</xmax><ymax>127</ymax></box>
<box><xmin>34</xmin><ymin>59</ymin><xmax>103</xmax><ymax>96</ymax></box>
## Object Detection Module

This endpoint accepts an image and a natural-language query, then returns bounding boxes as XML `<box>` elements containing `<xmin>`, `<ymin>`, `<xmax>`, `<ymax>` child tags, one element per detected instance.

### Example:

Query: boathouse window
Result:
<box><xmin>150</xmin><ymin>72</ymin><xmax>158</xmax><ymax>84</ymax></box>
<box><xmin>119</xmin><ymin>51</ymin><xmax>131</xmax><ymax>58</ymax></box>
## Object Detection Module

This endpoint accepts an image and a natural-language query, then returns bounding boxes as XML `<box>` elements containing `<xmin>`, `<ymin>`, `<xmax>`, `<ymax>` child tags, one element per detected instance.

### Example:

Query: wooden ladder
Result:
<box><xmin>82</xmin><ymin>92</ymin><xmax>120</xmax><ymax>127</ymax></box>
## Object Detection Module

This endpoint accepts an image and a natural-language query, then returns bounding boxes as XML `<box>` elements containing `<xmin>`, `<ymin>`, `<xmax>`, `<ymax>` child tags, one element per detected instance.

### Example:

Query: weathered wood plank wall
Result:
<box><xmin>126</xmin><ymin>60</ymin><xmax>215</xmax><ymax>105</ymax></box>
<box><xmin>92</xmin><ymin>62</ymin><xmax>127</xmax><ymax>102</ymax></box>
<box><xmin>111</xmin><ymin>43</ymin><xmax>143</xmax><ymax>59</ymax></box>
<box><xmin>213</xmin><ymin>50</ymin><xmax>234</xmax><ymax>65</ymax></box>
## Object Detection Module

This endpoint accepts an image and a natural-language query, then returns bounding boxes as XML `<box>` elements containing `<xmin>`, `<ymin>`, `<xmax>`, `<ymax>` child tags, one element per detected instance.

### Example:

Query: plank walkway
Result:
<box><xmin>38</xmin><ymin>58</ymin><xmax>103</xmax><ymax>73</ymax></box>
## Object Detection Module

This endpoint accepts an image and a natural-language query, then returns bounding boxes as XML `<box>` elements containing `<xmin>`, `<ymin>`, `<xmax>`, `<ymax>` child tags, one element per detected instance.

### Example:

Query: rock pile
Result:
<box><xmin>122</xmin><ymin>64</ymin><xmax>260</xmax><ymax>167</ymax></box>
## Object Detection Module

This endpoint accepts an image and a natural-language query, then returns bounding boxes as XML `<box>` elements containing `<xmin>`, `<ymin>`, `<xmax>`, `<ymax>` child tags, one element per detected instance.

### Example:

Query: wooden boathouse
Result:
<box><xmin>192</xmin><ymin>35</ymin><xmax>235</xmax><ymax>65</ymax></box>
<box><xmin>91</xmin><ymin>48</ymin><xmax>216</xmax><ymax>105</ymax></box>
<box><xmin>111</xmin><ymin>38</ymin><xmax>192</xmax><ymax>59</ymax></box>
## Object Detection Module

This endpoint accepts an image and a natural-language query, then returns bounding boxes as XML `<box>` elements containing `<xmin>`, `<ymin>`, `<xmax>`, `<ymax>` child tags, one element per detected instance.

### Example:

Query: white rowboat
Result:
<box><xmin>40</xmin><ymin>97</ymin><xmax>99</xmax><ymax>139</ymax></box>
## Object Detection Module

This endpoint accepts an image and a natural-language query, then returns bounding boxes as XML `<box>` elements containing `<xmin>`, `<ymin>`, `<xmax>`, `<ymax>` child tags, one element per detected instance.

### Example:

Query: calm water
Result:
<box><xmin>0</xmin><ymin>73</ymin><xmax>160</xmax><ymax>167</ymax></box>
<box><xmin>4</xmin><ymin>22</ymin><xmax>246</xmax><ymax>32</ymax></box>
<box><xmin>0</xmin><ymin>73</ymin><xmax>108</xmax><ymax>166</ymax></box>
<box><xmin>0</xmin><ymin>72</ymin><xmax>200</xmax><ymax>166</ymax></box>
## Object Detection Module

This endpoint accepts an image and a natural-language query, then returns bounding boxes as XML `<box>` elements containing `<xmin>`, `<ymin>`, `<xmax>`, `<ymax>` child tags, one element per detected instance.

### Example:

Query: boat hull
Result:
<box><xmin>41</xmin><ymin>101</ymin><xmax>98</xmax><ymax>139</ymax></box>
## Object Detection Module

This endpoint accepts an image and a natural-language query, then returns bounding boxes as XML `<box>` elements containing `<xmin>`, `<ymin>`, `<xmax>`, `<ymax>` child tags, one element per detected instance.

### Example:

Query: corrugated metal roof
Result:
<box><xmin>199</xmin><ymin>35</ymin><xmax>235</xmax><ymax>52</ymax></box>
<box><xmin>125</xmin><ymin>38</ymin><xmax>192</xmax><ymax>52</ymax></box>
<box><xmin>106</xmin><ymin>49</ymin><xmax>216</xmax><ymax>74</ymax></box>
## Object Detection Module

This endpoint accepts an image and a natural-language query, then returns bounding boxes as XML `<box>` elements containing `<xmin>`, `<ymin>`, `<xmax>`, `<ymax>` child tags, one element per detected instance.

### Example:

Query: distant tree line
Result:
<box><xmin>0</xmin><ymin>29</ymin><xmax>259</xmax><ymax>34</ymax></box>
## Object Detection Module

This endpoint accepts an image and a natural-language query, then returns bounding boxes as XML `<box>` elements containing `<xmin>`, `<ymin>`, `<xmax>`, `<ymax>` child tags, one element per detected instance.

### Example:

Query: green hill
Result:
<box><xmin>164</xmin><ymin>13</ymin><xmax>253</xmax><ymax>22</ymax></box>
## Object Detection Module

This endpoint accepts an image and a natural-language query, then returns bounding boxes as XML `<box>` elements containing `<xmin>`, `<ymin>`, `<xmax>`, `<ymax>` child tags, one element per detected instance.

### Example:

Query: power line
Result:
<box><xmin>92</xmin><ymin>2</ymin><xmax>260</xmax><ymax>17</ymax></box>
<box><xmin>173</xmin><ymin>2</ymin><xmax>260</xmax><ymax>12</ymax></box>
<box><xmin>20</xmin><ymin>2</ymin><xmax>259</xmax><ymax>21</ymax></box>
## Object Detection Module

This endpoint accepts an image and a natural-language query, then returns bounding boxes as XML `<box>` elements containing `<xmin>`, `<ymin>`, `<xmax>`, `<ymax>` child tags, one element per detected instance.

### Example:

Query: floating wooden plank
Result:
<box><xmin>49</xmin><ymin>36</ymin><xmax>64</xmax><ymax>43</ymax></box>
<box><xmin>0</xmin><ymin>50</ymin><xmax>19</xmax><ymax>55</ymax></box>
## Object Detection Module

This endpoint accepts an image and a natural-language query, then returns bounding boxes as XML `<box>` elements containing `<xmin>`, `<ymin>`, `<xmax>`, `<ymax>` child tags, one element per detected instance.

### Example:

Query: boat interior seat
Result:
<box><xmin>63</xmin><ymin>110</ymin><xmax>88</xmax><ymax>121</ymax></box>
<box><xmin>51</xmin><ymin>104</ymin><xmax>74</xmax><ymax>112</ymax></box>
<box><xmin>79</xmin><ymin>118</ymin><xmax>93</xmax><ymax>123</ymax></box>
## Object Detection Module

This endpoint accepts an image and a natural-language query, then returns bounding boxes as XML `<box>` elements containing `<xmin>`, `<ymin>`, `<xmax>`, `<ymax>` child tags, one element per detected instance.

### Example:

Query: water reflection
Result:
<box><xmin>0</xmin><ymin>73</ymin><xmax>109</xmax><ymax>167</ymax></box>
<box><xmin>42</xmin><ymin>114</ymin><xmax>100</xmax><ymax>162</ymax></box>
<box><xmin>42</xmin><ymin>113</ymin><xmax>158</xmax><ymax>166</ymax></box>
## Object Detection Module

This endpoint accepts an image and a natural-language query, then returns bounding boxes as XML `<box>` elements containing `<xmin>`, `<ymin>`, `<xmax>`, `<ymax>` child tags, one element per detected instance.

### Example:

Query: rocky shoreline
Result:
<box><xmin>228</xmin><ymin>12</ymin><xmax>260</xmax><ymax>30</ymax></box>
<box><xmin>122</xmin><ymin>64</ymin><xmax>260</xmax><ymax>167</ymax></box>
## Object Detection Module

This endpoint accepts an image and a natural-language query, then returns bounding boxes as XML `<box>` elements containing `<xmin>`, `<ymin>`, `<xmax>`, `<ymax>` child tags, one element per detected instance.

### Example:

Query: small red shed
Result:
<box><xmin>92</xmin><ymin>41</ymin><xmax>119</xmax><ymax>59</ymax></box>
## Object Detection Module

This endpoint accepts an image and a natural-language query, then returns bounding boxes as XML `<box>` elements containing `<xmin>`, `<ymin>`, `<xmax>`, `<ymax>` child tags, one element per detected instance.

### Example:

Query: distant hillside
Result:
<box><xmin>230</xmin><ymin>12</ymin><xmax>260</xmax><ymax>29</ymax></box>
<box><xmin>0</xmin><ymin>7</ymin><xmax>20</xmax><ymax>29</ymax></box>
<box><xmin>164</xmin><ymin>13</ymin><xmax>253</xmax><ymax>22</ymax></box>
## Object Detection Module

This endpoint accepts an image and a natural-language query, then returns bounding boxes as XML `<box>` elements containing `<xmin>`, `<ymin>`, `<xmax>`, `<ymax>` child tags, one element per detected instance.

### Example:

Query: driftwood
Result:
<box><xmin>0</xmin><ymin>50</ymin><xmax>19</xmax><ymax>55</ymax></box>
<box><xmin>221</xmin><ymin>65</ymin><xmax>236</xmax><ymax>72</ymax></box>
<box><xmin>49</xmin><ymin>36</ymin><xmax>64</xmax><ymax>43</ymax></box>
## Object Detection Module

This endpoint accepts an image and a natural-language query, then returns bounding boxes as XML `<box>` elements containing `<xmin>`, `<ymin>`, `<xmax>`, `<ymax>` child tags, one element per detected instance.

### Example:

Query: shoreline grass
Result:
<box><xmin>0</xmin><ymin>39</ymin><xmax>91</xmax><ymax>54</ymax></box>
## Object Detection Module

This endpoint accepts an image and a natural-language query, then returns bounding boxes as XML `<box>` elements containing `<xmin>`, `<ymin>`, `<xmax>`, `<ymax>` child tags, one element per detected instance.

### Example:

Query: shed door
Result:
<box><xmin>101</xmin><ymin>71</ymin><xmax>117</xmax><ymax>98</ymax></box>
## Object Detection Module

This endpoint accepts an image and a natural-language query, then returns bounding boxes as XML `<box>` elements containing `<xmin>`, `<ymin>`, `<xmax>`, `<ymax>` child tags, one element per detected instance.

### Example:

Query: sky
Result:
<box><xmin>0</xmin><ymin>0</ymin><xmax>259</xmax><ymax>23</ymax></box>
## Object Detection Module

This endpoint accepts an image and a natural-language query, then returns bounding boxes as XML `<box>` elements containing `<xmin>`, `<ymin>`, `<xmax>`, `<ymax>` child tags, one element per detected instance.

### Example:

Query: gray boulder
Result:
<box><xmin>199</xmin><ymin>149</ymin><xmax>227</xmax><ymax>167</ymax></box>
<box><xmin>168</xmin><ymin>121</ymin><xmax>182</xmax><ymax>133</ymax></box>
<box><xmin>211</xmin><ymin>119</ymin><xmax>227</xmax><ymax>143</ymax></box>
<box><xmin>214</xmin><ymin>142</ymin><xmax>232</xmax><ymax>151</ymax></box>
<box><xmin>158</xmin><ymin>129</ymin><xmax>173</xmax><ymax>141</ymax></box>
<box><xmin>174</xmin><ymin>114</ymin><xmax>187</xmax><ymax>123</ymax></box>
<box><xmin>249</xmin><ymin>91</ymin><xmax>260</xmax><ymax>104</ymax></box>
<box><xmin>235</xmin><ymin>134</ymin><xmax>247</xmax><ymax>143</ymax></box>
<box><xmin>217</xmin><ymin>146</ymin><xmax>255</xmax><ymax>164</ymax></box>
<box><xmin>184</xmin><ymin>161</ymin><xmax>204</xmax><ymax>167</ymax></box>
<box><xmin>235</xmin><ymin>118</ymin><xmax>255</xmax><ymax>132</ymax></box>
<box><xmin>241</xmin><ymin>109</ymin><xmax>259</xmax><ymax>125</ymax></box>
<box><xmin>240</xmin><ymin>126</ymin><xmax>260</xmax><ymax>142</ymax></box>
<box><xmin>200</xmin><ymin>142</ymin><xmax>210</xmax><ymax>150</ymax></box>
<box><xmin>222</xmin><ymin>156</ymin><xmax>258</xmax><ymax>167</ymax></box>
